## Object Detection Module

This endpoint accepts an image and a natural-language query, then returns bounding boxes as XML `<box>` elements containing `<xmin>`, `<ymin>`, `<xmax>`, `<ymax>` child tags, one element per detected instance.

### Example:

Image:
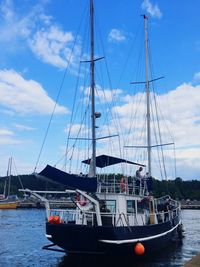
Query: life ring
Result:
<box><xmin>76</xmin><ymin>193</ymin><xmax>87</xmax><ymax>206</ymax></box>
<box><xmin>120</xmin><ymin>177</ymin><xmax>126</xmax><ymax>192</ymax></box>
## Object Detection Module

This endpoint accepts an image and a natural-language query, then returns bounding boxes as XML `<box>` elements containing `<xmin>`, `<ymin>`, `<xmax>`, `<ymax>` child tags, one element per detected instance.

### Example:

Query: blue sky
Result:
<box><xmin>0</xmin><ymin>0</ymin><xmax>200</xmax><ymax>180</ymax></box>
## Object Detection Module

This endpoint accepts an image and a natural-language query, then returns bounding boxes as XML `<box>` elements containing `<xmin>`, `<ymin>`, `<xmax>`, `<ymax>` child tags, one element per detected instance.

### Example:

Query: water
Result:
<box><xmin>0</xmin><ymin>209</ymin><xmax>199</xmax><ymax>267</ymax></box>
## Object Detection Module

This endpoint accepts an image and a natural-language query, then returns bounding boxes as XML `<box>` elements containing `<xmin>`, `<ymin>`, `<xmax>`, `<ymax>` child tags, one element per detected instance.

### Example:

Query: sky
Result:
<box><xmin>0</xmin><ymin>0</ymin><xmax>200</xmax><ymax>180</ymax></box>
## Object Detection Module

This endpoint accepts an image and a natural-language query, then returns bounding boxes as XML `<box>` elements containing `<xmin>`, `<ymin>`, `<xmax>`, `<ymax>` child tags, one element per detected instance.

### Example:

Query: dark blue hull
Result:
<box><xmin>46</xmin><ymin>215</ymin><xmax>181</xmax><ymax>256</ymax></box>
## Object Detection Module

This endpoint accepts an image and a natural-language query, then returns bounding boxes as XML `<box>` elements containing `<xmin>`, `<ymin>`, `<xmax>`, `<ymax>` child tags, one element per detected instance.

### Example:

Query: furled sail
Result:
<box><xmin>38</xmin><ymin>165</ymin><xmax>97</xmax><ymax>192</ymax></box>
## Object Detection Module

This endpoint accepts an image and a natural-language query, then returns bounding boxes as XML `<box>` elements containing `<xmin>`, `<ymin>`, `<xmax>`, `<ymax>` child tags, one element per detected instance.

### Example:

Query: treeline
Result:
<box><xmin>0</xmin><ymin>174</ymin><xmax>66</xmax><ymax>197</ymax></box>
<box><xmin>0</xmin><ymin>174</ymin><xmax>200</xmax><ymax>200</ymax></box>
<box><xmin>152</xmin><ymin>177</ymin><xmax>200</xmax><ymax>200</ymax></box>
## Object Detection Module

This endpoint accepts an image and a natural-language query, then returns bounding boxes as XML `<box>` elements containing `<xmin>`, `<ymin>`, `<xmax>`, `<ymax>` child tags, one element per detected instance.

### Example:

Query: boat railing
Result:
<box><xmin>46</xmin><ymin>208</ymin><xmax>129</xmax><ymax>226</ymax></box>
<box><xmin>97</xmin><ymin>181</ymin><xmax>148</xmax><ymax>196</ymax></box>
<box><xmin>46</xmin><ymin>202</ymin><xmax>181</xmax><ymax>226</ymax></box>
<box><xmin>47</xmin><ymin>208</ymin><xmax>77</xmax><ymax>224</ymax></box>
<box><xmin>155</xmin><ymin>204</ymin><xmax>181</xmax><ymax>223</ymax></box>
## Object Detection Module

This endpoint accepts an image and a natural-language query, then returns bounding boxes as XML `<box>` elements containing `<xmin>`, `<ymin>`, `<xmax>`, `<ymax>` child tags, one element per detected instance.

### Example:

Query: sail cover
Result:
<box><xmin>82</xmin><ymin>154</ymin><xmax>145</xmax><ymax>168</ymax></box>
<box><xmin>39</xmin><ymin>165</ymin><xmax>97</xmax><ymax>192</ymax></box>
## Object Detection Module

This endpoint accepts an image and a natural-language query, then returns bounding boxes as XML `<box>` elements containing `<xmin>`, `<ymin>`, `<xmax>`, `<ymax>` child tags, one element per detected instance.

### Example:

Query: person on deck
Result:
<box><xmin>135</xmin><ymin>167</ymin><xmax>144</xmax><ymax>178</ymax></box>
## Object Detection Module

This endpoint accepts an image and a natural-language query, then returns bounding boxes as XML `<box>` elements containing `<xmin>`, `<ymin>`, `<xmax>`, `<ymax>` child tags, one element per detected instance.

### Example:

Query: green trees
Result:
<box><xmin>153</xmin><ymin>177</ymin><xmax>200</xmax><ymax>200</ymax></box>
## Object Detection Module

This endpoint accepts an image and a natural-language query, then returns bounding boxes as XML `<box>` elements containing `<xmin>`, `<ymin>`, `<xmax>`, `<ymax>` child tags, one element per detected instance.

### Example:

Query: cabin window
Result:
<box><xmin>127</xmin><ymin>200</ymin><xmax>135</xmax><ymax>213</ymax></box>
<box><xmin>105</xmin><ymin>200</ymin><xmax>116</xmax><ymax>213</ymax></box>
<box><xmin>137</xmin><ymin>198</ymin><xmax>150</xmax><ymax>213</ymax></box>
<box><xmin>137</xmin><ymin>201</ymin><xmax>144</xmax><ymax>213</ymax></box>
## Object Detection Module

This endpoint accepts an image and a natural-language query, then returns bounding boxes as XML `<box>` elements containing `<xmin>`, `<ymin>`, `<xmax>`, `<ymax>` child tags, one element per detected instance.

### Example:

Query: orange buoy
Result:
<box><xmin>134</xmin><ymin>242</ymin><xmax>145</xmax><ymax>255</ymax></box>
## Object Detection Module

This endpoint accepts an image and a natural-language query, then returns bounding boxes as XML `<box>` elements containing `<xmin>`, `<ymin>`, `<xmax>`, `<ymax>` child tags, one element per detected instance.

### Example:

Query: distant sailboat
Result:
<box><xmin>0</xmin><ymin>157</ymin><xmax>19</xmax><ymax>209</ymax></box>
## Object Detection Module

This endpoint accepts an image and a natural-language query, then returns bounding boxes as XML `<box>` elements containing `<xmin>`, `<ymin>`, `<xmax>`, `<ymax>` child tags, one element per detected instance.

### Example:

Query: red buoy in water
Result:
<box><xmin>134</xmin><ymin>242</ymin><xmax>145</xmax><ymax>255</ymax></box>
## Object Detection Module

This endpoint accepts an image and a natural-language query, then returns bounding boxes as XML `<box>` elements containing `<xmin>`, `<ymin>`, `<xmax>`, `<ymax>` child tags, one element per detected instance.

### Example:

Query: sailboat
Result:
<box><xmin>21</xmin><ymin>1</ymin><xmax>183</xmax><ymax>257</ymax></box>
<box><xmin>0</xmin><ymin>157</ymin><xmax>19</xmax><ymax>209</ymax></box>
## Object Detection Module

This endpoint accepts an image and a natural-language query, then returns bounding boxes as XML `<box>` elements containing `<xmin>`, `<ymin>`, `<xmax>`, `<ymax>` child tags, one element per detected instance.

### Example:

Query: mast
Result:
<box><xmin>7</xmin><ymin>157</ymin><xmax>12</xmax><ymax>197</ymax></box>
<box><xmin>90</xmin><ymin>0</ymin><xmax>96</xmax><ymax>177</ymax></box>
<box><xmin>144</xmin><ymin>15</ymin><xmax>151</xmax><ymax>176</ymax></box>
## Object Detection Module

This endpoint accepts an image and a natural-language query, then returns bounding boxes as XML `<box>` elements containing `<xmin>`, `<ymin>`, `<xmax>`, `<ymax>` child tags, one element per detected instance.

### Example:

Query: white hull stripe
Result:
<box><xmin>45</xmin><ymin>234</ymin><xmax>52</xmax><ymax>238</ymax></box>
<box><xmin>99</xmin><ymin>220</ymin><xmax>181</xmax><ymax>245</ymax></box>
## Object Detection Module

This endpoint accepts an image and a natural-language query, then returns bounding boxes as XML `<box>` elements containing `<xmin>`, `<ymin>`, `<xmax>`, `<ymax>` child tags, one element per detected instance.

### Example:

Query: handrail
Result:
<box><xmin>47</xmin><ymin>204</ymin><xmax>180</xmax><ymax>227</ymax></box>
<box><xmin>97</xmin><ymin>182</ymin><xmax>148</xmax><ymax>196</ymax></box>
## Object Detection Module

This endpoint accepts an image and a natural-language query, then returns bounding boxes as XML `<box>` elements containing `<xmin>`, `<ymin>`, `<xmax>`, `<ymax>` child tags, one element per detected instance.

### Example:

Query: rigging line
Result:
<box><xmin>34</xmin><ymin>2</ymin><xmax>88</xmax><ymax>173</ymax></box>
<box><xmin>94</xmin><ymin>69</ymin><xmax>119</xmax><ymax>148</ymax></box>
<box><xmin>121</xmin><ymin>49</ymin><xmax>145</xmax><ymax>156</ymax></box>
<box><xmin>69</xmin><ymin>79</ymin><xmax>91</xmax><ymax>148</ymax></box>
<box><xmin>151</xmin><ymin>87</ymin><xmax>168</xmax><ymax>180</ymax></box>
<box><xmin>68</xmin><ymin>5</ymin><xmax>96</xmax><ymax>173</ymax></box>
<box><xmin>148</xmin><ymin>70</ymin><xmax>165</xmax><ymax>179</ymax></box>
<box><xmin>125</xmin><ymin>88</ymin><xmax>146</xmax><ymax>162</ymax></box>
<box><xmin>95</xmin><ymin>17</ymin><xmax>124</xmax><ymax>159</ymax></box>
<box><xmin>150</xmin><ymin>79</ymin><xmax>168</xmax><ymax>179</ymax></box>
<box><xmin>64</xmin><ymin>33</ymin><xmax>91</xmax><ymax>152</ymax></box>
<box><xmin>148</xmin><ymin>40</ymin><xmax>175</xmax><ymax>143</ymax></box>
<box><xmin>68</xmin><ymin>105</ymin><xmax>90</xmax><ymax>172</ymax></box>
<box><xmin>125</xmin><ymin>32</ymin><xmax>145</xmax><ymax>149</ymax></box>
<box><xmin>116</xmin><ymin>20</ymin><xmax>143</xmax><ymax>89</ymax></box>
<box><xmin>97</xmin><ymin>14</ymin><xmax>143</xmax><ymax>161</ymax></box>
<box><xmin>150</xmin><ymin>97</ymin><xmax>165</xmax><ymax>180</ymax></box>
<box><xmin>7</xmin><ymin>157</ymin><xmax>11</xmax><ymax>197</ymax></box>
<box><xmin>147</xmin><ymin>35</ymin><xmax>168</xmax><ymax>180</ymax></box>
<box><xmin>151</xmin><ymin>152</ymin><xmax>163</xmax><ymax>180</ymax></box>
<box><xmin>63</xmin><ymin>56</ymin><xmax>82</xmax><ymax>171</ymax></box>
<box><xmin>173</xmin><ymin>143</ymin><xmax>177</xmax><ymax>178</ymax></box>
<box><xmin>126</xmin><ymin>85</ymin><xmax>145</xmax><ymax>146</ymax></box>
<box><xmin>93</xmin><ymin>17</ymin><xmax>125</xmax><ymax>162</ymax></box>
<box><xmin>12</xmin><ymin>158</ymin><xmax>24</xmax><ymax>190</ymax></box>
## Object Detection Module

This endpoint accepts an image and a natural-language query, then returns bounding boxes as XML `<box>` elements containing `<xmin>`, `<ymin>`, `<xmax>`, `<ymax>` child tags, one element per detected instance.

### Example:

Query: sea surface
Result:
<box><xmin>0</xmin><ymin>209</ymin><xmax>199</xmax><ymax>267</ymax></box>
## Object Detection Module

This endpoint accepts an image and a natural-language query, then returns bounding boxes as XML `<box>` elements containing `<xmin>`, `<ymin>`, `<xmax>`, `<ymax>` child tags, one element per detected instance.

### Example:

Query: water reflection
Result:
<box><xmin>56</xmin><ymin>241</ymin><xmax>184</xmax><ymax>267</ymax></box>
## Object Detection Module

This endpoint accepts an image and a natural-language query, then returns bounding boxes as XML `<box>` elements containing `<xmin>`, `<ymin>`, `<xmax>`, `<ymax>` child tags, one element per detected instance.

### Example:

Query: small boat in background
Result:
<box><xmin>0</xmin><ymin>157</ymin><xmax>19</xmax><ymax>209</ymax></box>
<box><xmin>0</xmin><ymin>198</ymin><xmax>19</xmax><ymax>209</ymax></box>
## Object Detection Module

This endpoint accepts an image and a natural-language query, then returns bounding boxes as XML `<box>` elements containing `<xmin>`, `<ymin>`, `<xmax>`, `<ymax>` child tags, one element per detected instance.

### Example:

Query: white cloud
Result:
<box><xmin>0</xmin><ymin>127</ymin><xmax>22</xmax><ymax>145</ymax></box>
<box><xmin>0</xmin><ymin>128</ymin><xmax>13</xmax><ymax>136</ymax></box>
<box><xmin>141</xmin><ymin>0</ymin><xmax>162</xmax><ymax>18</ymax></box>
<box><xmin>28</xmin><ymin>26</ymin><xmax>81</xmax><ymax>70</ymax></box>
<box><xmin>0</xmin><ymin>1</ymin><xmax>82</xmax><ymax>73</ymax></box>
<box><xmin>64</xmin><ymin>123</ymin><xmax>90</xmax><ymax>137</ymax></box>
<box><xmin>0</xmin><ymin>0</ymin><xmax>43</xmax><ymax>43</ymax></box>
<box><xmin>38</xmin><ymin>13</ymin><xmax>53</xmax><ymax>26</ymax></box>
<box><xmin>0</xmin><ymin>69</ymin><xmax>68</xmax><ymax>115</ymax></box>
<box><xmin>0</xmin><ymin>137</ymin><xmax>22</xmax><ymax>145</ymax></box>
<box><xmin>193</xmin><ymin>72</ymin><xmax>200</xmax><ymax>82</ymax></box>
<box><xmin>97</xmin><ymin>88</ymin><xmax>123</xmax><ymax>103</ymax></box>
<box><xmin>14</xmin><ymin>124</ymin><xmax>36</xmax><ymax>131</ymax></box>
<box><xmin>108</xmin><ymin>29</ymin><xmax>126</xmax><ymax>43</ymax></box>
<box><xmin>111</xmin><ymin>82</ymin><xmax>200</xmax><ymax>179</ymax></box>
<box><xmin>82</xmin><ymin>85</ymin><xmax>123</xmax><ymax>103</ymax></box>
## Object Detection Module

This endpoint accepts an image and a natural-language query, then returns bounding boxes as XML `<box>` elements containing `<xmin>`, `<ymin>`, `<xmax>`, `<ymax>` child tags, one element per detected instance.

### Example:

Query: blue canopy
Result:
<box><xmin>82</xmin><ymin>154</ymin><xmax>145</xmax><ymax>168</ymax></box>
<box><xmin>39</xmin><ymin>165</ymin><xmax>97</xmax><ymax>192</ymax></box>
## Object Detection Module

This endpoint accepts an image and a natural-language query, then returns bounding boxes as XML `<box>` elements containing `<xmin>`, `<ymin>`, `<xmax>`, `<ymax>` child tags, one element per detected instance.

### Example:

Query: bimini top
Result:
<box><xmin>82</xmin><ymin>154</ymin><xmax>145</xmax><ymax>168</ymax></box>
